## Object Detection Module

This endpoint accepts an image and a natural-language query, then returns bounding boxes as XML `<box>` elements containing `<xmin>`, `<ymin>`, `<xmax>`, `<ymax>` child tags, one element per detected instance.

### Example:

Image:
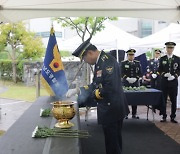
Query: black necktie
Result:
<box><xmin>168</xmin><ymin>58</ymin><xmax>172</xmax><ymax>64</ymax></box>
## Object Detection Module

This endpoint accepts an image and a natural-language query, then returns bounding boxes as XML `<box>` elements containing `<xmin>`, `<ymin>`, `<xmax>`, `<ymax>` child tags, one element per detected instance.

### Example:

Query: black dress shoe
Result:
<box><xmin>132</xmin><ymin>115</ymin><xmax>139</xmax><ymax>119</ymax></box>
<box><xmin>171</xmin><ymin>119</ymin><xmax>178</xmax><ymax>123</ymax></box>
<box><xmin>160</xmin><ymin>119</ymin><xmax>167</xmax><ymax>122</ymax></box>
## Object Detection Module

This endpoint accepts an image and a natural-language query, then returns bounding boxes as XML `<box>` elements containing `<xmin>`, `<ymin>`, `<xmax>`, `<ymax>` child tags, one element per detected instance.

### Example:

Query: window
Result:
<box><xmin>35</xmin><ymin>32</ymin><xmax>62</xmax><ymax>38</ymax></box>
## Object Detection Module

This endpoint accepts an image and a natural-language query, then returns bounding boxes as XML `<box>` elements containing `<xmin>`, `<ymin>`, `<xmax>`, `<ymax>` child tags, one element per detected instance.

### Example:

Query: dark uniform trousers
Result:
<box><xmin>102</xmin><ymin>119</ymin><xmax>123</xmax><ymax>154</ymax></box>
<box><xmin>161</xmin><ymin>78</ymin><xmax>178</xmax><ymax>119</ymax></box>
<box><xmin>123</xmin><ymin>80</ymin><xmax>139</xmax><ymax>115</ymax></box>
<box><xmin>78</xmin><ymin>51</ymin><xmax>127</xmax><ymax>154</ymax></box>
<box><xmin>121</xmin><ymin>60</ymin><xmax>142</xmax><ymax>116</ymax></box>
<box><xmin>150</xmin><ymin>76</ymin><xmax>161</xmax><ymax>89</ymax></box>
<box><xmin>158</xmin><ymin>55</ymin><xmax>180</xmax><ymax>119</ymax></box>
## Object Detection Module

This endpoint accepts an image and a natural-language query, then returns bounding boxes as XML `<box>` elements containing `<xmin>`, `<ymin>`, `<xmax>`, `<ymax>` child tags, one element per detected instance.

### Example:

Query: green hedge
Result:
<box><xmin>0</xmin><ymin>60</ymin><xmax>24</xmax><ymax>81</ymax></box>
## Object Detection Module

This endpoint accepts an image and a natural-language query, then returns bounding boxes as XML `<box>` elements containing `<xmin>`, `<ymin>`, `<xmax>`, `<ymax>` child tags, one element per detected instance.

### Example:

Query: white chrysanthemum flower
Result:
<box><xmin>32</xmin><ymin>126</ymin><xmax>38</xmax><ymax>138</ymax></box>
<box><xmin>40</xmin><ymin>108</ymin><xmax>44</xmax><ymax>117</ymax></box>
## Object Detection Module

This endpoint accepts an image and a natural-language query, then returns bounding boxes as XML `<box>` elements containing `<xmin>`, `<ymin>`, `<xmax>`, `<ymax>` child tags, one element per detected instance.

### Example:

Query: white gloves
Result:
<box><xmin>126</xmin><ymin>77</ymin><xmax>137</xmax><ymax>84</ymax></box>
<box><xmin>164</xmin><ymin>73</ymin><xmax>171</xmax><ymax>78</ymax></box>
<box><xmin>168</xmin><ymin>75</ymin><xmax>175</xmax><ymax>81</ymax></box>
<box><xmin>164</xmin><ymin>73</ymin><xmax>175</xmax><ymax>81</ymax></box>
<box><xmin>126</xmin><ymin>77</ymin><xmax>131</xmax><ymax>83</ymax></box>
<box><xmin>131</xmin><ymin>78</ymin><xmax>137</xmax><ymax>83</ymax></box>
<box><xmin>152</xmin><ymin>73</ymin><xmax>157</xmax><ymax>79</ymax></box>
<box><xmin>66</xmin><ymin>88</ymin><xmax>80</xmax><ymax>98</ymax></box>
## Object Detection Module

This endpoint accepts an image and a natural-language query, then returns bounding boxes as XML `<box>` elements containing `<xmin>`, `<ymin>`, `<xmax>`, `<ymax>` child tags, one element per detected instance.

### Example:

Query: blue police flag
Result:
<box><xmin>135</xmin><ymin>53</ymin><xmax>148</xmax><ymax>75</ymax></box>
<box><xmin>41</xmin><ymin>27</ymin><xmax>68</xmax><ymax>98</ymax></box>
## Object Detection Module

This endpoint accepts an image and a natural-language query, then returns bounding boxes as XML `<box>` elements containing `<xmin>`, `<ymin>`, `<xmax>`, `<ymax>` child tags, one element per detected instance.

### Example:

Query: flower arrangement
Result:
<box><xmin>40</xmin><ymin>108</ymin><xmax>51</xmax><ymax>117</ymax></box>
<box><xmin>32</xmin><ymin>126</ymin><xmax>90</xmax><ymax>138</ymax></box>
<box><xmin>123</xmin><ymin>86</ymin><xmax>147</xmax><ymax>91</ymax></box>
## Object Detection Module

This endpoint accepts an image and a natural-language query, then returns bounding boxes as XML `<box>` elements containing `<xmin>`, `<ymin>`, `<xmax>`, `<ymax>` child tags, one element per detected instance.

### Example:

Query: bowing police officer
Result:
<box><xmin>158</xmin><ymin>42</ymin><xmax>180</xmax><ymax>123</ymax></box>
<box><xmin>149</xmin><ymin>49</ymin><xmax>161</xmax><ymax>89</ymax></box>
<box><xmin>121</xmin><ymin>49</ymin><xmax>142</xmax><ymax>119</ymax></box>
<box><xmin>66</xmin><ymin>38</ymin><xmax>127</xmax><ymax>154</ymax></box>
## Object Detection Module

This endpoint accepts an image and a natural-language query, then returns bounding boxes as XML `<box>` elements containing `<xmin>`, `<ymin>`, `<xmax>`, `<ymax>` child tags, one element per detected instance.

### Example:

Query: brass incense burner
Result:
<box><xmin>51</xmin><ymin>101</ymin><xmax>76</xmax><ymax>128</ymax></box>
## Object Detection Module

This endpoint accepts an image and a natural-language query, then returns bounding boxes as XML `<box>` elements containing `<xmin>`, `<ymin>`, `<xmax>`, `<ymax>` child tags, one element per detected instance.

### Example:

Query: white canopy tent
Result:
<box><xmin>130</xmin><ymin>23</ymin><xmax>180</xmax><ymax>108</ymax></box>
<box><xmin>131</xmin><ymin>23</ymin><xmax>180</xmax><ymax>48</ymax></box>
<box><xmin>58</xmin><ymin>22</ymin><xmax>140</xmax><ymax>52</ymax></box>
<box><xmin>0</xmin><ymin>0</ymin><xmax>180</xmax><ymax>23</ymax></box>
<box><xmin>131</xmin><ymin>23</ymin><xmax>180</xmax><ymax>56</ymax></box>
<box><xmin>0</xmin><ymin>0</ymin><xmax>180</xmax><ymax>108</ymax></box>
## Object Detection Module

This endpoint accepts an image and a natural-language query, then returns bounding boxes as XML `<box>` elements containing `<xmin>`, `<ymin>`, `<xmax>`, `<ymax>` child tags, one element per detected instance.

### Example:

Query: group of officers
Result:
<box><xmin>121</xmin><ymin>42</ymin><xmax>180</xmax><ymax>124</ymax></box>
<box><xmin>66</xmin><ymin>39</ymin><xmax>180</xmax><ymax>154</ymax></box>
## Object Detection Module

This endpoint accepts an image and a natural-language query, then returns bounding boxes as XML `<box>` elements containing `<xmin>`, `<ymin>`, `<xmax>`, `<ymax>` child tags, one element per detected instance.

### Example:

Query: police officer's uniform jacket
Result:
<box><xmin>149</xmin><ymin>58</ymin><xmax>160</xmax><ymax>74</ymax></box>
<box><xmin>149</xmin><ymin>58</ymin><xmax>161</xmax><ymax>89</ymax></box>
<box><xmin>121</xmin><ymin>60</ymin><xmax>142</xmax><ymax>87</ymax></box>
<box><xmin>78</xmin><ymin>51</ymin><xmax>127</xmax><ymax>125</ymax></box>
<box><xmin>158</xmin><ymin>54</ymin><xmax>180</xmax><ymax>119</ymax></box>
<box><xmin>158</xmin><ymin>55</ymin><xmax>180</xmax><ymax>87</ymax></box>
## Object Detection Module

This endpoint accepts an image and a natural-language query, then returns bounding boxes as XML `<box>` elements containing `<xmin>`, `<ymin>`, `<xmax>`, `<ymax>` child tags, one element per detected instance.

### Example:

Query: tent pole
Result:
<box><xmin>116</xmin><ymin>39</ymin><xmax>119</xmax><ymax>63</ymax></box>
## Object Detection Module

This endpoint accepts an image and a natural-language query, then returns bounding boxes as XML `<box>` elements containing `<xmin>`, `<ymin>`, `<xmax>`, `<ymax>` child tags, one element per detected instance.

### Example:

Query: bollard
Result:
<box><xmin>36</xmin><ymin>70</ymin><xmax>41</xmax><ymax>98</ymax></box>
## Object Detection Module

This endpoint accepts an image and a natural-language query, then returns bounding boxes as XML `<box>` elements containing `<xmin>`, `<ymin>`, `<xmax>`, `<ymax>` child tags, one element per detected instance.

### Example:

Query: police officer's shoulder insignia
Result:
<box><xmin>106</xmin><ymin>66</ymin><xmax>114</xmax><ymax>74</ymax></box>
<box><xmin>83</xmin><ymin>85</ymin><xmax>89</xmax><ymax>90</ymax></box>
<box><xmin>134</xmin><ymin>60</ymin><xmax>140</xmax><ymax>63</ymax></box>
<box><xmin>161</xmin><ymin>55</ymin><xmax>166</xmax><ymax>59</ymax></box>
<box><xmin>101</xmin><ymin>55</ymin><xmax>108</xmax><ymax>61</ymax></box>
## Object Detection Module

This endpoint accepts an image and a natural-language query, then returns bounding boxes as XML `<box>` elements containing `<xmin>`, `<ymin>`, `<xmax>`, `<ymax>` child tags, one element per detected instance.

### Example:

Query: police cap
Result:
<box><xmin>165</xmin><ymin>42</ymin><xmax>176</xmax><ymax>48</ymax></box>
<box><xmin>154</xmin><ymin>49</ymin><xmax>161</xmax><ymax>54</ymax></box>
<box><xmin>72</xmin><ymin>38</ymin><xmax>97</xmax><ymax>60</ymax></box>
<box><xmin>126</xmin><ymin>49</ymin><xmax>136</xmax><ymax>55</ymax></box>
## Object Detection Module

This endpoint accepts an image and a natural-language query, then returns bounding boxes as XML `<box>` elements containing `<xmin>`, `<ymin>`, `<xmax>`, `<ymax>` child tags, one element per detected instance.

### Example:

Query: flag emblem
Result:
<box><xmin>49</xmin><ymin>44</ymin><xmax>64</xmax><ymax>72</ymax></box>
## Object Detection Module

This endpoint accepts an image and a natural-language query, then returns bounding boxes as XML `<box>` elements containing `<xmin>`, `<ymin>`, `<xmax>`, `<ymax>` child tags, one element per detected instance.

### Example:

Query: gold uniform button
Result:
<box><xmin>107</xmin><ymin>103</ymin><xmax>111</xmax><ymax>106</ymax></box>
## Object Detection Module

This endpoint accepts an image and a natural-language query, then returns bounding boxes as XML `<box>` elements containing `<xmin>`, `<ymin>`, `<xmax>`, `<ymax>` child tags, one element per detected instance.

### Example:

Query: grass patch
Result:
<box><xmin>0</xmin><ymin>80</ymin><xmax>49</xmax><ymax>102</ymax></box>
<box><xmin>0</xmin><ymin>130</ymin><xmax>5</xmax><ymax>136</ymax></box>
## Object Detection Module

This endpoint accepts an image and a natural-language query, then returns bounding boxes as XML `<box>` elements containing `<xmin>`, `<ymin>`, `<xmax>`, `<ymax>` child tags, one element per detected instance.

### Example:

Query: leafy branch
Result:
<box><xmin>54</xmin><ymin>17</ymin><xmax>118</xmax><ymax>42</ymax></box>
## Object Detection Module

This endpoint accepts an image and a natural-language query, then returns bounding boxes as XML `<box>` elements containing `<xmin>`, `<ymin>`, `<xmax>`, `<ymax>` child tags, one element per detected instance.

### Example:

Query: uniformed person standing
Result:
<box><xmin>121</xmin><ymin>49</ymin><xmax>142</xmax><ymax>119</ymax></box>
<box><xmin>142</xmin><ymin>66</ymin><xmax>151</xmax><ymax>88</ymax></box>
<box><xmin>158</xmin><ymin>42</ymin><xmax>180</xmax><ymax>123</ymax></box>
<box><xmin>66</xmin><ymin>38</ymin><xmax>127</xmax><ymax>154</ymax></box>
<box><xmin>149</xmin><ymin>49</ymin><xmax>161</xmax><ymax>89</ymax></box>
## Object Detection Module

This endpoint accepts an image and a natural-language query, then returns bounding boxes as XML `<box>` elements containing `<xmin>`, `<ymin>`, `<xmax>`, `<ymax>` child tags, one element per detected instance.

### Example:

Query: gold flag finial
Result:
<box><xmin>50</xmin><ymin>22</ymin><xmax>55</xmax><ymax>35</ymax></box>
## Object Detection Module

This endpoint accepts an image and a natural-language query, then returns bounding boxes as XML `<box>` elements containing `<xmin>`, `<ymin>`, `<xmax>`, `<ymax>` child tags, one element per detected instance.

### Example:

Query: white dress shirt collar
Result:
<box><xmin>167</xmin><ymin>54</ymin><xmax>173</xmax><ymax>59</ymax></box>
<box><xmin>96</xmin><ymin>51</ymin><xmax>102</xmax><ymax>64</ymax></box>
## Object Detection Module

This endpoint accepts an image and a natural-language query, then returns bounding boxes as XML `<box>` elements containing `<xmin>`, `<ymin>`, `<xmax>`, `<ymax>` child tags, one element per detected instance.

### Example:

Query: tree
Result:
<box><xmin>54</xmin><ymin>17</ymin><xmax>117</xmax><ymax>42</ymax></box>
<box><xmin>55</xmin><ymin>17</ymin><xmax>117</xmax><ymax>84</ymax></box>
<box><xmin>0</xmin><ymin>22</ymin><xmax>44</xmax><ymax>83</ymax></box>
